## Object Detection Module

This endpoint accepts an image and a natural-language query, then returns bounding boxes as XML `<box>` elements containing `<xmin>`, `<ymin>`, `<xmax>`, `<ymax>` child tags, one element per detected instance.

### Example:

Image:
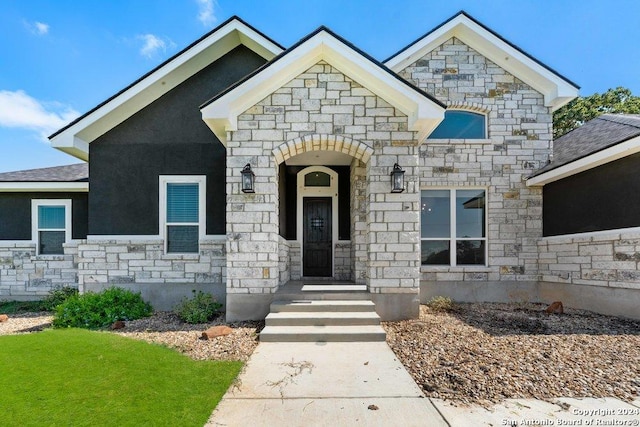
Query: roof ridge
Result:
<box><xmin>598</xmin><ymin>113</ymin><xmax>640</xmax><ymax>129</ymax></box>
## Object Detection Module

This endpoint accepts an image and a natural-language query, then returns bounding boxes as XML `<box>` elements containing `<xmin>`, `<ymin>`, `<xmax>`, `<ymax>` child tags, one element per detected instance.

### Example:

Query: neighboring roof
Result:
<box><xmin>527</xmin><ymin>114</ymin><xmax>640</xmax><ymax>186</ymax></box>
<box><xmin>49</xmin><ymin>16</ymin><xmax>284</xmax><ymax>161</ymax></box>
<box><xmin>384</xmin><ymin>11</ymin><xmax>579</xmax><ymax>111</ymax></box>
<box><xmin>0</xmin><ymin>163</ymin><xmax>88</xmax><ymax>192</ymax></box>
<box><xmin>201</xmin><ymin>26</ymin><xmax>446</xmax><ymax>145</ymax></box>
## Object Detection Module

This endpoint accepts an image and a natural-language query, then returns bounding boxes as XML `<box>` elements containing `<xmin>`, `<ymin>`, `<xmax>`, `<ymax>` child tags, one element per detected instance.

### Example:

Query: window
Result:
<box><xmin>304</xmin><ymin>171</ymin><xmax>331</xmax><ymax>187</ymax></box>
<box><xmin>160</xmin><ymin>176</ymin><xmax>206</xmax><ymax>254</ymax></box>
<box><xmin>421</xmin><ymin>189</ymin><xmax>486</xmax><ymax>266</ymax></box>
<box><xmin>32</xmin><ymin>200</ymin><xmax>72</xmax><ymax>255</ymax></box>
<box><xmin>428</xmin><ymin>110</ymin><xmax>486</xmax><ymax>139</ymax></box>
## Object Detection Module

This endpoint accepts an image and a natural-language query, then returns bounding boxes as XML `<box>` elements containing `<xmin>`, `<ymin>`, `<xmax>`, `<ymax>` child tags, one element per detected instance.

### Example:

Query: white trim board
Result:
<box><xmin>49</xmin><ymin>18</ymin><xmax>283</xmax><ymax>161</ymax></box>
<box><xmin>541</xmin><ymin>226</ymin><xmax>640</xmax><ymax>242</ymax></box>
<box><xmin>384</xmin><ymin>13</ymin><xmax>578</xmax><ymax>111</ymax></box>
<box><xmin>526</xmin><ymin>134</ymin><xmax>640</xmax><ymax>187</ymax></box>
<box><xmin>0</xmin><ymin>182</ymin><xmax>88</xmax><ymax>192</ymax></box>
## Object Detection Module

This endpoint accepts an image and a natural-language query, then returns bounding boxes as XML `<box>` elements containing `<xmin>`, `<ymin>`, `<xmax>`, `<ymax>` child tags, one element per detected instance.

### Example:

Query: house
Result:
<box><xmin>1</xmin><ymin>12</ymin><xmax>636</xmax><ymax>320</ymax></box>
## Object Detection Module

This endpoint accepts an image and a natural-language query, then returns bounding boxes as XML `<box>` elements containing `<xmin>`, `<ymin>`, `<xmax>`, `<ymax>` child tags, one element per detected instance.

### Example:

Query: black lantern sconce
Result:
<box><xmin>241</xmin><ymin>163</ymin><xmax>255</xmax><ymax>193</ymax></box>
<box><xmin>390</xmin><ymin>163</ymin><xmax>405</xmax><ymax>193</ymax></box>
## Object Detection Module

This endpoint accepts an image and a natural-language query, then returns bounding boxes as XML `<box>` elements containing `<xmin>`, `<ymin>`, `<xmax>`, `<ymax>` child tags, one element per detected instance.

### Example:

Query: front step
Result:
<box><xmin>259</xmin><ymin>325</ymin><xmax>386</xmax><ymax>342</ymax></box>
<box><xmin>265</xmin><ymin>311</ymin><xmax>381</xmax><ymax>326</ymax></box>
<box><xmin>270</xmin><ymin>300</ymin><xmax>376</xmax><ymax>312</ymax></box>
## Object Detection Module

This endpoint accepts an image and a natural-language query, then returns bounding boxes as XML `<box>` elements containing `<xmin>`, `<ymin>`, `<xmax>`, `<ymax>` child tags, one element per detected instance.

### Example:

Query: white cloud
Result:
<box><xmin>0</xmin><ymin>90</ymin><xmax>79</xmax><ymax>140</ymax></box>
<box><xmin>137</xmin><ymin>34</ymin><xmax>175</xmax><ymax>59</ymax></box>
<box><xmin>196</xmin><ymin>0</ymin><xmax>218</xmax><ymax>27</ymax></box>
<box><xmin>25</xmin><ymin>20</ymin><xmax>50</xmax><ymax>35</ymax></box>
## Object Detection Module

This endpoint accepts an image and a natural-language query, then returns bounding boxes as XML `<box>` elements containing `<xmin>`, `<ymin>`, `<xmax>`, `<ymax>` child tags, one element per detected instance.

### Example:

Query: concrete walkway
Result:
<box><xmin>207</xmin><ymin>342</ymin><xmax>640</xmax><ymax>426</ymax></box>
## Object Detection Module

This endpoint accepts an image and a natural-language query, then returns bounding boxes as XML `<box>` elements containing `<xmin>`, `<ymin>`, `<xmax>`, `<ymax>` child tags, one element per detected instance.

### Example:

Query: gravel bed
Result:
<box><xmin>383</xmin><ymin>303</ymin><xmax>640</xmax><ymax>405</ymax></box>
<box><xmin>0</xmin><ymin>311</ymin><xmax>262</xmax><ymax>362</ymax></box>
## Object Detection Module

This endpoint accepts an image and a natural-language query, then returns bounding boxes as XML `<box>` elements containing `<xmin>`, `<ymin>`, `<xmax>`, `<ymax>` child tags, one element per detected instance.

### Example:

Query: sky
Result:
<box><xmin>1</xmin><ymin>0</ymin><xmax>639</xmax><ymax>173</ymax></box>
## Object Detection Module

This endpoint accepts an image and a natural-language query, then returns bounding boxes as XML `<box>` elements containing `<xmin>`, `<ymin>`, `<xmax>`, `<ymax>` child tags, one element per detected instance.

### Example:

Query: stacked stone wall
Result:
<box><xmin>76</xmin><ymin>239</ymin><xmax>226</xmax><ymax>291</ymax></box>
<box><xmin>0</xmin><ymin>242</ymin><xmax>79</xmax><ymax>297</ymax></box>
<box><xmin>400</xmin><ymin>37</ymin><xmax>551</xmax><ymax>283</ymax></box>
<box><xmin>538</xmin><ymin>230</ymin><xmax>640</xmax><ymax>290</ymax></box>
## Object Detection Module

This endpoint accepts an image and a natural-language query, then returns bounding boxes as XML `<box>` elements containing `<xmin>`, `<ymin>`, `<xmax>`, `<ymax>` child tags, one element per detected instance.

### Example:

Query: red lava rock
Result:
<box><xmin>545</xmin><ymin>301</ymin><xmax>564</xmax><ymax>314</ymax></box>
<box><xmin>110</xmin><ymin>320</ymin><xmax>125</xmax><ymax>330</ymax></box>
<box><xmin>202</xmin><ymin>325</ymin><xmax>233</xmax><ymax>340</ymax></box>
<box><xmin>0</xmin><ymin>314</ymin><xmax>8</xmax><ymax>322</ymax></box>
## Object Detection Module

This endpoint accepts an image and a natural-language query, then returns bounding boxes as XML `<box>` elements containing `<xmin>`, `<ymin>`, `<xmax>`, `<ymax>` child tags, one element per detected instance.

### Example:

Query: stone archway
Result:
<box><xmin>272</xmin><ymin>134</ymin><xmax>374</xmax><ymax>165</ymax></box>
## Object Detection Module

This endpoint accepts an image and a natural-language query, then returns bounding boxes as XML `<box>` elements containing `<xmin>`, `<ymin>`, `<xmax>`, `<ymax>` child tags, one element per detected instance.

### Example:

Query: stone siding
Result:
<box><xmin>334</xmin><ymin>241</ymin><xmax>352</xmax><ymax>281</ymax></box>
<box><xmin>227</xmin><ymin>61</ymin><xmax>420</xmax><ymax>299</ymax></box>
<box><xmin>0</xmin><ymin>242</ymin><xmax>79</xmax><ymax>297</ymax></box>
<box><xmin>538</xmin><ymin>230</ymin><xmax>640</xmax><ymax>290</ymax></box>
<box><xmin>400</xmin><ymin>37</ymin><xmax>551</xmax><ymax>282</ymax></box>
<box><xmin>77</xmin><ymin>238</ymin><xmax>226</xmax><ymax>291</ymax></box>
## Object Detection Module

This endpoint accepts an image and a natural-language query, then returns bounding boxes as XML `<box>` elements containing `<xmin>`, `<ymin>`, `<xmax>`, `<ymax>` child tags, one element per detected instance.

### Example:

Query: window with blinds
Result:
<box><xmin>166</xmin><ymin>183</ymin><xmax>200</xmax><ymax>253</ymax></box>
<box><xmin>32</xmin><ymin>200</ymin><xmax>71</xmax><ymax>255</ymax></box>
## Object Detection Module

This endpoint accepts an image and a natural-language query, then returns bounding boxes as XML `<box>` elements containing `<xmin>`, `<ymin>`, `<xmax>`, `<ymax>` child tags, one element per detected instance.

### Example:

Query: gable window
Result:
<box><xmin>32</xmin><ymin>200</ymin><xmax>72</xmax><ymax>255</ymax></box>
<box><xmin>159</xmin><ymin>176</ymin><xmax>206</xmax><ymax>254</ymax></box>
<box><xmin>428</xmin><ymin>111</ymin><xmax>486</xmax><ymax>139</ymax></box>
<box><xmin>421</xmin><ymin>189</ymin><xmax>486</xmax><ymax>266</ymax></box>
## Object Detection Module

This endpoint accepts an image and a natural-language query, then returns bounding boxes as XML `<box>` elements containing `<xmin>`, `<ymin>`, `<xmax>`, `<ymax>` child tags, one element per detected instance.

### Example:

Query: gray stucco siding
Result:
<box><xmin>0</xmin><ymin>192</ymin><xmax>88</xmax><ymax>240</ymax></box>
<box><xmin>88</xmin><ymin>45</ymin><xmax>267</xmax><ymax>236</ymax></box>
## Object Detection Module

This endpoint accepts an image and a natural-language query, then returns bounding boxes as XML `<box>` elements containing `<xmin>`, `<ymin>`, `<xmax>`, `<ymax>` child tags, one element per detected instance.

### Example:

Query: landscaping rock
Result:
<box><xmin>545</xmin><ymin>301</ymin><xmax>564</xmax><ymax>314</ymax></box>
<box><xmin>0</xmin><ymin>314</ymin><xmax>8</xmax><ymax>322</ymax></box>
<box><xmin>202</xmin><ymin>325</ymin><xmax>233</xmax><ymax>340</ymax></box>
<box><xmin>110</xmin><ymin>321</ymin><xmax>125</xmax><ymax>330</ymax></box>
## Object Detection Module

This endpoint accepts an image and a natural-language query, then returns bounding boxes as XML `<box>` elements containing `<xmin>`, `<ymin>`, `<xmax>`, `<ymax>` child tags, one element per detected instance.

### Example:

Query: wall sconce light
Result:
<box><xmin>241</xmin><ymin>163</ymin><xmax>255</xmax><ymax>193</ymax></box>
<box><xmin>390</xmin><ymin>163</ymin><xmax>405</xmax><ymax>193</ymax></box>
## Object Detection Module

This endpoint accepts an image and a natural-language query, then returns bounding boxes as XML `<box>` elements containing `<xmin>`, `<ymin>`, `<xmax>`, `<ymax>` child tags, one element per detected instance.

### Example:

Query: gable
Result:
<box><xmin>201</xmin><ymin>28</ymin><xmax>446</xmax><ymax>146</ymax></box>
<box><xmin>385</xmin><ymin>12</ymin><xmax>579</xmax><ymax>111</ymax></box>
<box><xmin>49</xmin><ymin>17</ymin><xmax>284</xmax><ymax>161</ymax></box>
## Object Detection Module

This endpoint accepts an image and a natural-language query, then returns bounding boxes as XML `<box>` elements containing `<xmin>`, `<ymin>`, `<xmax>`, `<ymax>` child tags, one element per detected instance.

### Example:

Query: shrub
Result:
<box><xmin>41</xmin><ymin>286</ymin><xmax>79</xmax><ymax>311</ymax></box>
<box><xmin>174</xmin><ymin>291</ymin><xmax>222</xmax><ymax>324</ymax></box>
<box><xmin>53</xmin><ymin>287</ymin><xmax>153</xmax><ymax>329</ymax></box>
<box><xmin>426</xmin><ymin>296</ymin><xmax>455</xmax><ymax>313</ymax></box>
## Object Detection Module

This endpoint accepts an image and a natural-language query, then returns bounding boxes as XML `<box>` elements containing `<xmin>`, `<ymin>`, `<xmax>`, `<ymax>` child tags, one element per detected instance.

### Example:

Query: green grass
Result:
<box><xmin>0</xmin><ymin>300</ymin><xmax>44</xmax><ymax>314</ymax></box>
<box><xmin>0</xmin><ymin>329</ymin><xmax>242</xmax><ymax>426</ymax></box>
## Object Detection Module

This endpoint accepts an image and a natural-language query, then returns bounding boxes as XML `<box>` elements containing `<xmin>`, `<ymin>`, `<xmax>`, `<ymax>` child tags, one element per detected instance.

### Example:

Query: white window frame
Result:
<box><xmin>31</xmin><ymin>199</ymin><xmax>72</xmax><ymax>255</ymax></box>
<box><xmin>159</xmin><ymin>175</ymin><xmax>206</xmax><ymax>254</ymax></box>
<box><xmin>420</xmin><ymin>188</ymin><xmax>488</xmax><ymax>267</ymax></box>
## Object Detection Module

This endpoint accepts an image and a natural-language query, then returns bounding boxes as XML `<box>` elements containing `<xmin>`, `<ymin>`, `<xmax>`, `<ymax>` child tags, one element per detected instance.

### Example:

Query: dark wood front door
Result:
<box><xmin>303</xmin><ymin>197</ymin><xmax>332</xmax><ymax>277</ymax></box>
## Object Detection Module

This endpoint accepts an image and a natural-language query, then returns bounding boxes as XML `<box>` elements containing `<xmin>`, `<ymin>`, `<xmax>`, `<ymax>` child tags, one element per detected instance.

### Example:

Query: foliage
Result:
<box><xmin>426</xmin><ymin>296</ymin><xmax>455</xmax><ymax>313</ymax></box>
<box><xmin>174</xmin><ymin>291</ymin><xmax>222</xmax><ymax>324</ymax></box>
<box><xmin>40</xmin><ymin>286</ymin><xmax>79</xmax><ymax>311</ymax></box>
<box><xmin>0</xmin><ymin>329</ymin><xmax>242</xmax><ymax>426</ymax></box>
<box><xmin>0</xmin><ymin>300</ymin><xmax>45</xmax><ymax>314</ymax></box>
<box><xmin>553</xmin><ymin>87</ymin><xmax>640</xmax><ymax>138</ymax></box>
<box><xmin>52</xmin><ymin>287</ymin><xmax>153</xmax><ymax>329</ymax></box>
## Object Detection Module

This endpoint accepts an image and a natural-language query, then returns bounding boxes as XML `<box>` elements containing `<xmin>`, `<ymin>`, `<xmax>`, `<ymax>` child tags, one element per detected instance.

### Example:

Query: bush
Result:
<box><xmin>41</xmin><ymin>287</ymin><xmax>79</xmax><ymax>311</ymax></box>
<box><xmin>174</xmin><ymin>291</ymin><xmax>222</xmax><ymax>324</ymax></box>
<box><xmin>426</xmin><ymin>296</ymin><xmax>455</xmax><ymax>313</ymax></box>
<box><xmin>53</xmin><ymin>287</ymin><xmax>153</xmax><ymax>329</ymax></box>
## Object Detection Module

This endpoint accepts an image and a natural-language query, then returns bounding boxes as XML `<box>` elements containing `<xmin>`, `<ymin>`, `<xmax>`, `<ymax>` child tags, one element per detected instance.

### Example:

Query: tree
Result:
<box><xmin>552</xmin><ymin>87</ymin><xmax>640</xmax><ymax>138</ymax></box>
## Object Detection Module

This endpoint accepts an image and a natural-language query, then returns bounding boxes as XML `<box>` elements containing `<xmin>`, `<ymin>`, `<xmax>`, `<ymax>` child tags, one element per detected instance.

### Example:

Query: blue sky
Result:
<box><xmin>1</xmin><ymin>0</ymin><xmax>638</xmax><ymax>173</ymax></box>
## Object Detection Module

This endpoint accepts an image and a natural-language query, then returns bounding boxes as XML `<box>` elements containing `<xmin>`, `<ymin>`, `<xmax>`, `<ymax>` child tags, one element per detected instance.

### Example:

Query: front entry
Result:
<box><xmin>303</xmin><ymin>197</ymin><xmax>332</xmax><ymax>276</ymax></box>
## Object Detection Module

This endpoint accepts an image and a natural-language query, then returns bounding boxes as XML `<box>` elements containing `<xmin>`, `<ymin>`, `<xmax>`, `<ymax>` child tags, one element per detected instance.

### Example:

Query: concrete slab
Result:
<box><xmin>301</xmin><ymin>284</ymin><xmax>367</xmax><ymax>292</ymax></box>
<box><xmin>207</xmin><ymin>342</ymin><xmax>448</xmax><ymax>426</ymax></box>
<box><xmin>208</xmin><ymin>397</ymin><xmax>446</xmax><ymax>427</ymax></box>
<box><xmin>432</xmin><ymin>397</ymin><xmax>640</xmax><ymax>427</ymax></box>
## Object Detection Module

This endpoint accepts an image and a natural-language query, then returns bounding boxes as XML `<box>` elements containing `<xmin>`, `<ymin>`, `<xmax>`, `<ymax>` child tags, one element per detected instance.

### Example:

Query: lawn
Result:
<box><xmin>0</xmin><ymin>328</ymin><xmax>242</xmax><ymax>426</ymax></box>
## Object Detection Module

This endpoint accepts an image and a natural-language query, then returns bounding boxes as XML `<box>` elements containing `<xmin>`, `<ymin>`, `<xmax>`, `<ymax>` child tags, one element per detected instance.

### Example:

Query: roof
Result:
<box><xmin>384</xmin><ymin>11</ymin><xmax>579</xmax><ymax>111</ymax></box>
<box><xmin>49</xmin><ymin>16</ymin><xmax>284</xmax><ymax>161</ymax></box>
<box><xmin>0</xmin><ymin>163</ymin><xmax>89</xmax><ymax>192</ymax></box>
<box><xmin>201</xmin><ymin>26</ymin><xmax>446</xmax><ymax>145</ymax></box>
<box><xmin>0</xmin><ymin>163</ymin><xmax>88</xmax><ymax>182</ymax></box>
<box><xmin>527</xmin><ymin>114</ymin><xmax>640</xmax><ymax>186</ymax></box>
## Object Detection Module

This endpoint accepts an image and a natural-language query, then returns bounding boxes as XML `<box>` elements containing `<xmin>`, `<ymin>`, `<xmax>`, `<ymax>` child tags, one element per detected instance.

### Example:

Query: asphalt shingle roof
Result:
<box><xmin>0</xmin><ymin>163</ymin><xmax>88</xmax><ymax>182</ymax></box>
<box><xmin>530</xmin><ymin>114</ymin><xmax>640</xmax><ymax>177</ymax></box>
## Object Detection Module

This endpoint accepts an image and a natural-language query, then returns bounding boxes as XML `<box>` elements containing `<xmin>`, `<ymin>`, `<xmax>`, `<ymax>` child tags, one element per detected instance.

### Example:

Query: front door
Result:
<box><xmin>303</xmin><ymin>197</ymin><xmax>332</xmax><ymax>277</ymax></box>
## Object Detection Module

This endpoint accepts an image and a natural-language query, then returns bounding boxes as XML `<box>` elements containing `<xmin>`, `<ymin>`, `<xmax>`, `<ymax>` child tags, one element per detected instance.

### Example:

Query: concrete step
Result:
<box><xmin>259</xmin><ymin>325</ymin><xmax>387</xmax><ymax>342</ymax></box>
<box><xmin>265</xmin><ymin>311</ymin><xmax>381</xmax><ymax>326</ymax></box>
<box><xmin>300</xmin><ymin>284</ymin><xmax>368</xmax><ymax>292</ymax></box>
<box><xmin>270</xmin><ymin>300</ymin><xmax>376</xmax><ymax>313</ymax></box>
